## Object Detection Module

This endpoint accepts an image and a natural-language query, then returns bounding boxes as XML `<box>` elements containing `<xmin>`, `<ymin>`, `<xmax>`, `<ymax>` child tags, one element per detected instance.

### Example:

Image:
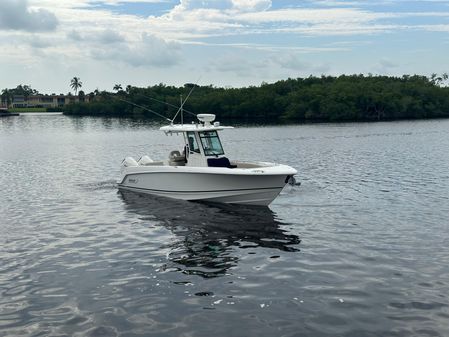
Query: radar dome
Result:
<box><xmin>197</xmin><ymin>114</ymin><xmax>216</xmax><ymax>125</ymax></box>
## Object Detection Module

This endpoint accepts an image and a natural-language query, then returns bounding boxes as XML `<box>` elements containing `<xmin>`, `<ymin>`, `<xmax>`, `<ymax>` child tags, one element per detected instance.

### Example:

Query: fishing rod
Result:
<box><xmin>171</xmin><ymin>82</ymin><xmax>197</xmax><ymax>123</ymax></box>
<box><xmin>111</xmin><ymin>76</ymin><xmax>202</xmax><ymax>123</ymax></box>
<box><xmin>144</xmin><ymin>95</ymin><xmax>196</xmax><ymax>117</ymax></box>
<box><xmin>115</xmin><ymin>96</ymin><xmax>171</xmax><ymax>122</ymax></box>
<box><xmin>170</xmin><ymin>76</ymin><xmax>202</xmax><ymax>124</ymax></box>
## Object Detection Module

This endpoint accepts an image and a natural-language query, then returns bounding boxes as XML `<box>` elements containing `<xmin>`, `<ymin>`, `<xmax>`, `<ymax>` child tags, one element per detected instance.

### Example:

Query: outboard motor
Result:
<box><xmin>121</xmin><ymin>157</ymin><xmax>138</xmax><ymax>175</ymax></box>
<box><xmin>121</xmin><ymin>157</ymin><xmax>138</xmax><ymax>168</ymax></box>
<box><xmin>122</xmin><ymin>157</ymin><xmax>139</xmax><ymax>167</ymax></box>
<box><xmin>138</xmin><ymin>155</ymin><xmax>153</xmax><ymax>165</ymax></box>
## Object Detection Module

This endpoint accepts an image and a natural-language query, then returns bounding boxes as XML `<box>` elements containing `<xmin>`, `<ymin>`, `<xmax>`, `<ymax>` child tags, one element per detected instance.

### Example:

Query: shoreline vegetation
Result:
<box><xmin>4</xmin><ymin>74</ymin><xmax>449</xmax><ymax>123</ymax></box>
<box><xmin>64</xmin><ymin>75</ymin><xmax>449</xmax><ymax>123</ymax></box>
<box><xmin>8</xmin><ymin>108</ymin><xmax>62</xmax><ymax>113</ymax></box>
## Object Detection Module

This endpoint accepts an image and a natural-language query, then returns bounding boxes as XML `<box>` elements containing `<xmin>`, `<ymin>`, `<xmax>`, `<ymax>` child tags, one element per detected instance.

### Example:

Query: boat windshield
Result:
<box><xmin>187</xmin><ymin>131</ymin><xmax>200</xmax><ymax>153</ymax></box>
<box><xmin>199</xmin><ymin>131</ymin><xmax>224</xmax><ymax>156</ymax></box>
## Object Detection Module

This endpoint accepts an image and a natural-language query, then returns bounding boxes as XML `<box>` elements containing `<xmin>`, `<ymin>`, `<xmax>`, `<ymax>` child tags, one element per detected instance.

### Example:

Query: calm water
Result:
<box><xmin>1</xmin><ymin>115</ymin><xmax>449</xmax><ymax>337</ymax></box>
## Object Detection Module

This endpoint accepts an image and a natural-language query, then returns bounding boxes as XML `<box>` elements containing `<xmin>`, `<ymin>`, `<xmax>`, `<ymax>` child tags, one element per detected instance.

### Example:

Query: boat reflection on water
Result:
<box><xmin>118</xmin><ymin>190</ymin><xmax>301</xmax><ymax>278</ymax></box>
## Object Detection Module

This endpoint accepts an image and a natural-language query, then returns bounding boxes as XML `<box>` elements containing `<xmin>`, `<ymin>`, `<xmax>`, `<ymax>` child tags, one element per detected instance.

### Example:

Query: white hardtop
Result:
<box><xmin>160</xmin><ymin>114</ymin><xmax>233</xmax><ymax>133</ymax></box>
<box><xmin>160</xmin><ymin>123</ymin><xmax>233</xmax><ymax>133</ymax></box>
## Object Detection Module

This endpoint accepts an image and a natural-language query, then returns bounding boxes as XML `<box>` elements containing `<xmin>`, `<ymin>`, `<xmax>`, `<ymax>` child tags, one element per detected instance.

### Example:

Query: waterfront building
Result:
<box><xmin>1</xmin><ymin>94</ymin><xmax>90</xmax><ymax>109</ymax></box>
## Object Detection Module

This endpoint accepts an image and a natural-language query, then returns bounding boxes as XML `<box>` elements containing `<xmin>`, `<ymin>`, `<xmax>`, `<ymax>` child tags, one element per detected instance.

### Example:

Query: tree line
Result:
<box><xmin>17</xmin><ymin>74</ymin><xmax>449</xmax><ymax>122</ymax></box>
<box><xmin>1</xmin><ymin>79</ymin><xmax>85</xmax><ymax>107</ymax></box>
<box><xmin>1</xmin><ymin>85</ymin><xmax>39</xmax><ymax>106</ymax></box>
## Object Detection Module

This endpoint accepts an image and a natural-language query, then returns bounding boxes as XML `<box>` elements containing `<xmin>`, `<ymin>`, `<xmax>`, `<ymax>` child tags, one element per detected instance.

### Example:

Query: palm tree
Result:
<box><xmin>113</xmin><ymin>84</ymin><xmax>122</xmax><ymax>92</ymax></box>
<box><xmin>70</xmin><ymin>77</ymin><xmax>83</xmax><ymax>96</ymax></box>
<box><xmin>1</xmin><ymin>89</ymin><xmax>12</xmax><ymax>108</ymax></box>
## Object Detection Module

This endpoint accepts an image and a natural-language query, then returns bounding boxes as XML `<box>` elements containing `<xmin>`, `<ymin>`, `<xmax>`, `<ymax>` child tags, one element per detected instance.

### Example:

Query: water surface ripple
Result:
<box><xmin>1</xmin><ymin>115</ymin><xmax>449</xmax><ymax>336</ymax></box>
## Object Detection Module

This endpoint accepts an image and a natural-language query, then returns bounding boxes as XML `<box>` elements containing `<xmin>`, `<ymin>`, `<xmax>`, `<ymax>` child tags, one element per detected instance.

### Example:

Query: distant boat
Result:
<box><xmin>0</xmin><ymin>108</ymin><xmax>19</xmax><ymax>117</ymax></box>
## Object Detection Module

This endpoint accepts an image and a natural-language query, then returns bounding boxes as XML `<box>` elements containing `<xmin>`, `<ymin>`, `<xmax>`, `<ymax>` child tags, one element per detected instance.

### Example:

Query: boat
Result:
<box><xmin>0</xmin><ymin>108</ymin><xmax>19</xmax><ymax>117</ymax></box>
<box><xmin>118</xmin><ymin>114</ymin><xmax>297</xmax><ymax>206</ymax></box>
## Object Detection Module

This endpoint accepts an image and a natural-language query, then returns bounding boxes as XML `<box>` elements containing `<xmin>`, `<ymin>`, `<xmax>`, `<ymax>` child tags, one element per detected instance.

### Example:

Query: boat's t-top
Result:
<box><xmin>160</xmin><ymin>114</ymin><xmax>235</xmax><ymax>168</ymax></box>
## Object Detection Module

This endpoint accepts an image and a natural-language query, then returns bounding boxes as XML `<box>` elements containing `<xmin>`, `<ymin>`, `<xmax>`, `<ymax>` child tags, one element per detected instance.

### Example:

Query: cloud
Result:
<box><xmin>99</xmin><ymin>0</ymin><xmax>170</xmax><ymax>4</ymax></box>
<box><xmin>0</xmin><ymin>0</ymin><xmax>58</xmax><ymax>32</ymax></box>
<box><xmin>97</xmin><ymin>29</ymin><xmax>126</xmax><ymax>44</ymax></box>
<box><xmin>67</xmin><ymin>30</ymin><xmax>83</xmax><ymax>41</ymax></box>
<box><xmin>209</xmin><ymin>53</ymin><xmax>267</xmax><ymax>76</ymax></box>
<box><xmin>91</xmin><ymin>32</ymin><xmax>181</xmax><ymax>67</ymax></box>
<box><xmin>175</xmin><ymin>0</ymin><xmax>271</xmax><ymax>12</ymax></box>
<box><xmin>3</xmin><ymin>0</ymin><xmax>449</xmax><ymax>91</ymax></box>
<box><xmin>379</xmin><ymin>58</ymin><xmax>398</xmax><ymax>68</ymax></box>
<box><xmin>375</xmin><ymin>58</ymin><xmax>399</xmax><ymax>73</ymax></box>
<box><xmin>231</xmin><ymin>0</ymin><xmax>271</xmax><ymax>12</ymax></box>
<box><xmin>67</xmin><ymin>29</ymin><xmax>125</xmax><ymax>43</ymax></box>
<box><xmin>24</xmin><ymin>35</ymin><xmax>53</xmax><ymax>49</ymax></box>
<box><xmin>208</xmin><ymin>50</ymin><xmax>331</xmax><ymax>78</ymax></box>
<box><xmin>236</xmin><ymin>8</ymin><xmax>390</xmax><ymax>24</ymax></box>
<box><xmin>145</xmin><ymin>1</ymin><xmax>399</xmax><ymax>41</ymax></box>
<box><xmin>269</xmin><ymin>52</ymin><xmax>330</xmax><ymax>73</ymax></box>
<box><xmin>176</xmin><ymin>0</ymin><xmax>234</xmax><ymax>11</ymax></box>
<box><xmin>272</xmin><ymin>53</ymin><xmax>312</xmax><ymax>71</ymax></box>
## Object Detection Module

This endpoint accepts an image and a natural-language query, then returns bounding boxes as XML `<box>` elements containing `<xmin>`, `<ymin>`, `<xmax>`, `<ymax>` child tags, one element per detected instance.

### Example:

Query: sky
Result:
<box><xmin>0</xmin><ymin>0</ymin><xmax>449</xmax><ymax>94</ymax></box>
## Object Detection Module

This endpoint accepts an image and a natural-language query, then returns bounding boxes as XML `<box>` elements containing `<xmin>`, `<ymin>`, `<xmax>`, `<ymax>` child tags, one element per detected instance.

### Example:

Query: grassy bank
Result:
<box><xmin>8</xmin><ymin>107</ymin><xmax>63</xmax><ymax>113</ymax></box>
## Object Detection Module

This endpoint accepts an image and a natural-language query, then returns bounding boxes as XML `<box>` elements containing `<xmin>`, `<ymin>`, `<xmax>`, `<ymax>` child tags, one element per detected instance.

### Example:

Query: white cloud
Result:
<box><xmin>144</xmin><ymin>3</ymin><xmax>400</xmax><ymax>41</ymax></box>
<box><xmin>91</xmin><ymin>32</ymin><xmax>181</xmax><ymax>67</ymax></box>
<box><xmin>231</xmin><ymin>0</ymin><xmax>271</xmax><ymax>12</ymax></box>
<box><xmin>174</xmin><ymin>0</ymin><xmax>271</xmax><ymax>12</ymax></box>
<box><xmin>23</xmin><ymin>35</ymin><xmax>54</xmax><ymax>49</ymax></box>
<box><xmin>417</xmin><ymin>24</ymin><xmax>449</xmax><ymax>32</ymax></box>
<box><xmin>371</xmin><ymin>57</ymin><xmax>400</xmax><ymax>75</ymax></box>
<box><xmin>207</xmin><ymin>49</ymin><xmax>332</xmax><ymax>78</ymax></box>
<box><xmin>209</xmin><ymin>53</ymin><xmax>267</xmax><ymax>76</ymax></box>
<box><xmin>67</xmin><ymin>30</ymin><xmax>83</xmax><ymax>41</ymax></box>
<box><xmin>99</xmin><ymin>0</ymin><xmax>170</xmax><ymax>4</ymax></box>
<box><xmin>379</xmin><ymin>58</ymin><xmax>398</xmax><ymax>69</ymax></box>
<box><xmin>67</xmin><ymin>28</ymin><xmax>126</xmax><ymax>43</ymax></box>
<box><xmin>272</xmin><ymin>53</ymin><xmax>313</xmax><ymax>71</ymax></box>
<box><xmin>176</xmin><ymin>0</ymin><xmax>233</xmax><ymax>10</ymax></box>
<box><xmin>2</xmin><ymin>0</ymin><xmax>449</xmax><ymax>91</ymax></box>
<box><xmin>0</xmin><ymin>0</ymin><xmax>58</xmax><ymax>32</ymax></box>
<box><xmin>236</xmin><ymin>8</ymin><xmax>392</xmax><ymax>24</ymax></box>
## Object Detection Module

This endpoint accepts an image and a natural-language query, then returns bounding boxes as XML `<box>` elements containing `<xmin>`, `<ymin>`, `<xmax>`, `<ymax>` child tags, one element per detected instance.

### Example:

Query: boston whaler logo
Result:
<box><xmin>128</xmin><ymin>178</ymin><xmax>138</xmax><ymax>184</ymax></box>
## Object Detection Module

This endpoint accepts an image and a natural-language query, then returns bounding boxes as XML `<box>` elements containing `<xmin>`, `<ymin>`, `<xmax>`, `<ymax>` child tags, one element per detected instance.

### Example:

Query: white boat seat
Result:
<box><xmin>140</xmin><ymin>160</ymin><xmax>164</xmax><ymax>166</ymax></box>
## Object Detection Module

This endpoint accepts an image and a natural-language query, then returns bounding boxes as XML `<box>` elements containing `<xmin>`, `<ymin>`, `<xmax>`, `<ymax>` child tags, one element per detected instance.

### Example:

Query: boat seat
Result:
<box><xmin>169</xmin><ymin>150</ymin><xmax>186</xmax><ymax>166</ymax></box>
<box><xmin>207</xmin><ymin>157</ymin><xmax>237</xmax><ymax>168</ymax></box>
<box><xmin>141</xmin><ymin>161</ymin><xmax>164</xmax><ymax>166</ymax></box>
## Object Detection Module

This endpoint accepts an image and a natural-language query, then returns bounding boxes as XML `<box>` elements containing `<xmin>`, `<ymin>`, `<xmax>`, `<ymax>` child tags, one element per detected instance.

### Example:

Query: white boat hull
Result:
<box><xmin>118</xmin><ymin>165</ymin><xmax>296</xmax><ymax>206</ymax></box>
